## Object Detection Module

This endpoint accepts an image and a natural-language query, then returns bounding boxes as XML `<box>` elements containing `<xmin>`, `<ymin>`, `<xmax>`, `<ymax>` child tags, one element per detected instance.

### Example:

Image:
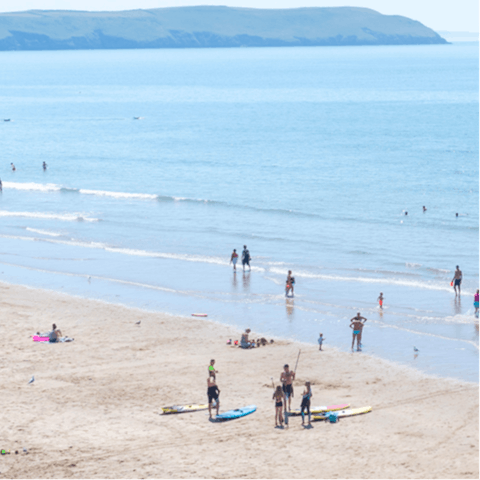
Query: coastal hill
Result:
<box><xmin>0</xmin><ymin>6</ymin><xmax>447</xmax><ymax>51</ymax></box>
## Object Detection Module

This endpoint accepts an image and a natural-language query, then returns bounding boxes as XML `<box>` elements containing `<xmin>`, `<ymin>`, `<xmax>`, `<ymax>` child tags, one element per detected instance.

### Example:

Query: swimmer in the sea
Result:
<box><xmin>423</xmin><ymin>206</ymin><xmax>427</xmax><ymax>212</ymax></box>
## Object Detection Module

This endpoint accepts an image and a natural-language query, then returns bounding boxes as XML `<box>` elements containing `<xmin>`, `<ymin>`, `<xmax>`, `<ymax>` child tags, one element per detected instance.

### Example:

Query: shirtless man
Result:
<box><xmin>280</xmin><ymin>364</ymin><xmax>295</xmax><ymax>411</ymax></box>
<box><xmin>350</xmin><ymin>312</ymin><xmax>367</xmax><ymax>352</ymax></box>
<box><xmin>452</xmin><ymin>266</ymin><xmax>462</xmax><ymax>296</ymax></box>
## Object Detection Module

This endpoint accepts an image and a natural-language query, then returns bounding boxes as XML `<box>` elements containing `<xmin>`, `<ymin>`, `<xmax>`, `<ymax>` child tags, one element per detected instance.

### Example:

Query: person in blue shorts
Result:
<box><xmin>350</xmin><ymin>312</ymin><xmax>367</xmax><ymax>351</ymax></box>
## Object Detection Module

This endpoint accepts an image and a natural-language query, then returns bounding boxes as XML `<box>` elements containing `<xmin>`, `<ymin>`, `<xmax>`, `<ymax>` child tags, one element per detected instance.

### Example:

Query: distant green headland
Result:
<box><xmin>0</xmin><ymin>6</ymin><xmax>447</xmax><ymax>51</ymax></box>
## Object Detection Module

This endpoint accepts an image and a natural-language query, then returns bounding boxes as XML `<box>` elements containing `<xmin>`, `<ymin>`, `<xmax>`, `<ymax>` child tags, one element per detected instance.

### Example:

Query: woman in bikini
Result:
<box><xmin>273</xmin><ymin>385</ymin><xmax>285</xmax><ymax>428</ymax></box>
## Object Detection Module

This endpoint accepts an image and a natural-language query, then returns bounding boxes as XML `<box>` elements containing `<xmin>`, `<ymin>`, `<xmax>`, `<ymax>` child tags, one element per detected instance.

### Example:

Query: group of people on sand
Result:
<box><xmin>229</xmin><ymin>246</ymin><xmax>251</xmax><ymax>272</ymax></box>
<box><xmin>274</xmin><ymin>364</ymin><xmax>312</xmax><ymax>428</ymax></box>
<box><xmin>207</xmin><ymin>358</ymin><xmax>312</xmax><ymax>428</ymax></box>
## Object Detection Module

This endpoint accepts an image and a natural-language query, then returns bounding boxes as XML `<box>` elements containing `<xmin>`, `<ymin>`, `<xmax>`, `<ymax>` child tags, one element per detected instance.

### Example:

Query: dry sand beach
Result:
<box><xmin>1</xmin><ymin>282</ymin><xmax>478</xmax><ymax>479</ymax></box>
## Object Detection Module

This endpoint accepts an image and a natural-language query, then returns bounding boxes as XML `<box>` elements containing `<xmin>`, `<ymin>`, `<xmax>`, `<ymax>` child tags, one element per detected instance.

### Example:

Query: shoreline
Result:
<box><xmin>1</xmin><ymin>281</ymin><xmax>478</xmax><ymax>479</ymax></box>
<box><xmin>1</xmin><ymin>278</ymin><xmax>478</xmax><ymax>387</ymax></box>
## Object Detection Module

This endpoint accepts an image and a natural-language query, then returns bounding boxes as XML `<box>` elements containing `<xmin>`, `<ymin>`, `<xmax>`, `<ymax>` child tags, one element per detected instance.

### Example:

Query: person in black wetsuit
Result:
<box><xmin>300</xmin><ymin>381</ymin><xmax>313</xmax><ymax>427</ymax></box>
<box><xmin>207</xmin><ymin>372</ymin><xmax>220</xmax><ymax>419</ymax></box>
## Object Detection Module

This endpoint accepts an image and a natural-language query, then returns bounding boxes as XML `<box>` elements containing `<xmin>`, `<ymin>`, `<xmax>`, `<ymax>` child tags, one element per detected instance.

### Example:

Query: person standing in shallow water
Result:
<box><xmin>452</xmin><ymin>266</ymin><xmax>462</xmax><ymax>296</ymax></box>
<box><xmin>285</xmin><ymin>270</ymin><xmax>295</xmax><ymax>297</ymax></box>
<box><xmin>230</xmin><ymin>249</ymin><xmax>238</xmax><ymax>272</ymax></box>
<box><xmin>377</xmin><ymin>292</ymin><xmax>384</xmax><ymax>309</ymax></box>
<box><xmin>350</xmin><ymin>312</ymin><xmax>367</xmax><ymax>351</ymax></box>
<box><xmin>474</xmin><ymin>290</ymin><xmax>479</xmax><ymax>317</ymax></box>
<box><xmin>242</xmin><ymin>245</ymin><xmax>251</xmax><ymax>271</ymax></box>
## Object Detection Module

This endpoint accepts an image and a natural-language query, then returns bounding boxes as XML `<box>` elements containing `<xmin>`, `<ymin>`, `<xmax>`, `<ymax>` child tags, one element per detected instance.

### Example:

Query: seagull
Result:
<box><xmin>28</xmin><ymin>376</ymin><xmax>35</xmax><ymax>384</ymax></box>
<box><xmin>135</xmin><ymin>320</ymin><xmax>141</xmax><ymax>325</ymax></box>
<box><xmin>413</xmin><ymin>346</ymin><xmax>419</xmax><ymax>352</ymax></box>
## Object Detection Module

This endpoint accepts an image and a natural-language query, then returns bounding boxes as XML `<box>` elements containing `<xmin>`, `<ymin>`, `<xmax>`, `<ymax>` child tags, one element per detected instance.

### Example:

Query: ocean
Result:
<box><xmin>0</xmin><ymin>42</ymin><xmax>478</xmax><ymax>382</ymax></box>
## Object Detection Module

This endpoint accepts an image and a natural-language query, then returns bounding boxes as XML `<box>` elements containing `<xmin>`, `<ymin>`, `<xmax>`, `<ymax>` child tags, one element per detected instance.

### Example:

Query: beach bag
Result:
<box><xmin>326</xmin><ymin>412</ymin><xmax>338</xmax><ymax>423</ymax></box>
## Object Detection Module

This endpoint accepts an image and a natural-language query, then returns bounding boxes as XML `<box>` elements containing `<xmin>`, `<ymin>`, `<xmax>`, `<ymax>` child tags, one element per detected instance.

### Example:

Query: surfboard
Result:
<box><xmin>161</xmin><ymin>404</ymin><xmax>208</xmax><ymax>415</ymax></box>
<box><xmin>312</xmin><ymin>406</ymin><xmax>372</xmax><ymax>421</ymax></box>
<box><xmin>287</xmin><ymin>403</ymin><xmax>350</xmax><ymax>416</ymax></box>
<box><xmin>192</xmin><ymin>313</ymin><xmax>208</xmax><ymax>317</ymax></box>
<box><xmin>211</xmin><ymin>405</ymin><xmax>256</xmax><ymax>422</ymax></box>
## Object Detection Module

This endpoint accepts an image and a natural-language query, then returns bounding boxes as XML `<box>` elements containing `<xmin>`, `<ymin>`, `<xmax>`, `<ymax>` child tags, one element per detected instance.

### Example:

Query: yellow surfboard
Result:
<box><xmin>312</xmin><ymin>406</ymin><xmax>372</xmax><ymax>421</ymax></box>
<box><xmin>161</xmin><ymin>404</ymin><xmax>209</xmax><ymax>415</ymax></box>
<box><xmin>288</xmin><ymin>403</ymin><xmax>350</xmax><ymax>416</ymax></box>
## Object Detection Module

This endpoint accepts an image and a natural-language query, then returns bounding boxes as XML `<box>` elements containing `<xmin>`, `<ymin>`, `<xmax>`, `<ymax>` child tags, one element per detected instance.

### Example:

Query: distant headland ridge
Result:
<box><xmin>0</xmin><ymin>6</ymin><xmax>447</xmax><ymax>51</ymax></box>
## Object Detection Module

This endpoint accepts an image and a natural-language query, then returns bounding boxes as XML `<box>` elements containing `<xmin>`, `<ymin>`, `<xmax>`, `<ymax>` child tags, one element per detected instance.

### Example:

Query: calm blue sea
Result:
<box><xmin>0</xmin><ymin>42</ymin><xmax>478</xmax><ymax>382</ymax></box>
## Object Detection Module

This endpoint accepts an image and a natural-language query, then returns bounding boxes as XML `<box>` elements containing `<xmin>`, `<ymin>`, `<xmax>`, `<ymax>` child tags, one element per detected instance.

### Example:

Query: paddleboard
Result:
<box><xmin>287</xmin><ymin>403</ymin><xmax>350</xmax><ymax>416</ymax></box>
<box><xmin>211</xmin><ymin>405</ymin><xmax>256</xmax><ymax>422</ymax></box>
<box><xmin>161</xmin><ymin>404</ymin><xmax>208</xmax><ymax>415</ymax></box>
<box><xmin>312</xmin><ymin>406</ymin><xmax>372</xmax><ymax>421</ymax></box>
<box><xmin>192</xmin><ymin>313</ymin><xmax>208</xmax><ymax>317</ymax></box>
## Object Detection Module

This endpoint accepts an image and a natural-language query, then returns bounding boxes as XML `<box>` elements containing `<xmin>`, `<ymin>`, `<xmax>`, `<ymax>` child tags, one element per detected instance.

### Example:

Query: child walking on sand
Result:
<box><xmin>318</xmin><ymin>333</ymin><xmax>324</xmax><ymax>351</ymax></box>
<box><xmin>378</xmin><ymin>293</ymin><xmax>384</xmax><ymax>309</ymax></box>
<box><xmin>273</xmin><ymin>385</ymin><xmax>285</xmax><ymax>428</ymax></box>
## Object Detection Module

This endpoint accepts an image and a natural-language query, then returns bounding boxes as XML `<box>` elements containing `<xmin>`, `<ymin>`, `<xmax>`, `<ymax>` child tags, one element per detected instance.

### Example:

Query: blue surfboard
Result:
<box><xmin>211</xmin><ymin>405</ymin><xmax>256</xmax><ymax>422</ymax></box>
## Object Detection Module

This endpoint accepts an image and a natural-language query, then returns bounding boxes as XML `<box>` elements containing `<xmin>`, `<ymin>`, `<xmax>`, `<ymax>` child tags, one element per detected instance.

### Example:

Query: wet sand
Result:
<box><xmin>1</xmin><ymin>282</ymin><xmax>478</xmax><ymax>479</ymax></box>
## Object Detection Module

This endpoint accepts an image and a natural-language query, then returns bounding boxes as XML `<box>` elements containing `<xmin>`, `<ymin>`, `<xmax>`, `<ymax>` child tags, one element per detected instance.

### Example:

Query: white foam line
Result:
<box><xmin>269</xmin><ymin>267</ymin><xmax>455</xmax><ymax>293</ymax></box>
<box><xmin>0</xmin><ymin>234</ymin><xmax>265</xmax><ymax>271</ymax></box>
<box><xmin>26</xmin><ymin>228</ymin><xmax>62</xmax><ymax>237</ymax></box>
<box><xmin>78</xmin><ymin>189</ymin><xmax>158</xmax><ymax>200</ymax></box>
<box><xmin>2</xmin><ymin>181</ymin><xmax>62</xmax><ymax>192</ymax></box>
<box><xmin>0</xmin><ymin>211</ymin><xmax>99</xmax><ymax>222</ymax></box>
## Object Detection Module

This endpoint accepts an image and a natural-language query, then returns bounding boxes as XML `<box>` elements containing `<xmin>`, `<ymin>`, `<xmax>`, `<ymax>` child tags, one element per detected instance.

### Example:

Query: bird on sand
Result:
<box><xmin>28</xmin><ymin>376</ymin><xmax>35</xmax><ymax>384</ymax></box>
<box><xmin>135</xmin><ymin>321</ymin><xmax>141</xmax><ymax>325</ymax></box>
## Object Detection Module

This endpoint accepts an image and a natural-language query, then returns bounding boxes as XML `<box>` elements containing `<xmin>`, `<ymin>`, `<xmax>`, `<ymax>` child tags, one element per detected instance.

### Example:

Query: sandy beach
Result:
<box><xmin>1</xmin><ymin>281</ymin><xmax>478</xmax><ymax>479</ymax></box>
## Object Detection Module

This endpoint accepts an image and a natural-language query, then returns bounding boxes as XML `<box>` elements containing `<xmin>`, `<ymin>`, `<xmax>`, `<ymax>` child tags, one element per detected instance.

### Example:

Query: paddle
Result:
<box><xmin>294</xmin><ymin>349</ymin><xmax>301</xmax><ymax>373</ymax></box>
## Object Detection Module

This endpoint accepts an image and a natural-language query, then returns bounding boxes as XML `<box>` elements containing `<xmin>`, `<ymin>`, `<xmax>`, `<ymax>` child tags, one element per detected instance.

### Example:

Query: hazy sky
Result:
<box><xmin>1</xmin><ymin>0</ymin><xmax>478</xmax><ymax>32</ymax></box>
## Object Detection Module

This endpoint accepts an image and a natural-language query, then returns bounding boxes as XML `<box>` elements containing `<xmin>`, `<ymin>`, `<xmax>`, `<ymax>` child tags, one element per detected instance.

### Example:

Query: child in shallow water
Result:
<box><xmin>377</xmin><ymin>292</ymin><xmax>384</xmax><ymax>309</ymax></box>
<box><xmin>474</xmin><ymin>289</ymin><xmax>479</xmax><ymax>317</ymax></box>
